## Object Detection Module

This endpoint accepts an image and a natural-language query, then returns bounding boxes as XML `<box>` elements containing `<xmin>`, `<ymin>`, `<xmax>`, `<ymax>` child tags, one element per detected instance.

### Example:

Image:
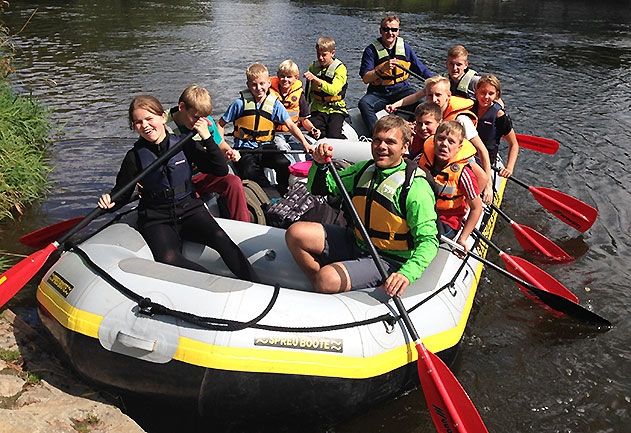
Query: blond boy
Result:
<box><xmin>270</xmin><ymin>60</ymin><xmax>318</xmax><ymax>162</ymax></box>
<box><xmin>219</xmin><ymin>63</ymin><xmax>312</xmax><ymax>195</ymax></box>
<box><xmin>304</xmin><ymin>36</ymin><xmax>348</xmax><ymax>139</ymax></box>
<box><xmin>166</xmin><ymin>85</ymin><xmax>249</xmax><ymax>222</ymax></box>
<box><xmin>418</xmin><ymin>121</ymin><xmax>483</xmax><ymax>252</ymax></box>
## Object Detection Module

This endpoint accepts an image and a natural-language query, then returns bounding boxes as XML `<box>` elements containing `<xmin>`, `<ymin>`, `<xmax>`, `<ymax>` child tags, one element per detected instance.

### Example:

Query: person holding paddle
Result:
<box><xmin>285</xmin><ymin>115</ymin><xmax>438</xmax><ymax>296</ymax></box>
<box><xmin>418</xmin><ymin>121</ymin><xmax>483</xmax><ymax>251</ymax></box>
<box><xmin>358</xmin><ymin>14</ymin><xmax>436</xmax><ymax>134</ymax></box>
<box><xmin>98</xmin><ymin>95</ymin><xmax>258</xmax><ymax>281</ymax></box>
<box><xmin>472</xmin><ymin>74</ymin><xmax>519</xmax><ymax>178</ymax></box>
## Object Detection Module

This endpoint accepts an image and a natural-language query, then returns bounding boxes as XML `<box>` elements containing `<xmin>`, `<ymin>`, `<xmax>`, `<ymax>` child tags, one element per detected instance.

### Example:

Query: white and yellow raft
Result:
<box><xmin>36</xmin><ymin>112</ymin><xmax>508</xmax><ymax>426</ymax></box>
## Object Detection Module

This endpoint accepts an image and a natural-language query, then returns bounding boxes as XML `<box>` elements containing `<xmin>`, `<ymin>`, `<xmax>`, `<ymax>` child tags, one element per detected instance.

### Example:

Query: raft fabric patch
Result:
<box><xmin>254</xmin><ymin>335</ymin><xmax>343</xmax><ymax>353</ymax></box>
<box><xmin>47</xmin><ymin>271</ymin><xmax>74</xmax><ymax>297</ymax></box>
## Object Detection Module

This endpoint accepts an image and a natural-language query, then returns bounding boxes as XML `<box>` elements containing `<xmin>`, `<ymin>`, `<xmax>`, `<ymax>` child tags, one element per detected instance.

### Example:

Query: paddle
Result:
<box><xmin>515</xmin><ymin>133</ymin><xmax>559</xmax><ymax>155</ymax></box>
<box><xmin>498</xmin><ymin>168</ymin><xmax>598</xmax><ymax>232</ymax></box>
<box><xmin>448</xmin><ymin>231</ymin><xmax>610</xmax><ymax>327</ymax></box>
<box><xmin>19</xmin><ymin>216</ymin><xmax>85</xmax><ymax>248</ymax></box>
<box><xmin>327</xmin><ymin>162</ymin><xmax>489</xmax><ymax>433</ymax></box>
<box><xmin>488</xmin><ymin>203</ymin><xmax>573</xmax><ymax>262</ymax></box>
<box><xmin>238</xmin><ymin>148</ymin><xmax>307</xmax><ymax>155</ymax></box>
<box><xmin>0</xmin><ymin>131</ymin><xmax>196</xmax><ymax>309</ymax></box>
<box><xmin>19</xmin><ymin>195</ymin><xmax>141</xmax><ymax>249</ymax></box>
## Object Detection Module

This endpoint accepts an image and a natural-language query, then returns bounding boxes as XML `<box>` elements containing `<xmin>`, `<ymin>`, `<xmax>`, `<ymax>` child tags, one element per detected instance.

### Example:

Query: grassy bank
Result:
<box><xmin>0</xmin><ymin>80</ymin><xmax>52</xmax><ymax>220</ymax></box>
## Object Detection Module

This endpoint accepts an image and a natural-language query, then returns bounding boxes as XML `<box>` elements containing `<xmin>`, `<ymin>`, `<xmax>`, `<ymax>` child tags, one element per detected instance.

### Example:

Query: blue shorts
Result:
<box><xmin>319</xmin><ymin>224</ymin><xmax>401</xmax><ymax>290</ymax></box>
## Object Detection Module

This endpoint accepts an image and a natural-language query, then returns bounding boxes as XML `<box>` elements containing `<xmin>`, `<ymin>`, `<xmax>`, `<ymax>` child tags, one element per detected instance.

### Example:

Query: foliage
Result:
<box><xmin>1</xmin><ymin>1</ymin><xmax>15</xmax><ymax>78</ymax></box>
<box><xmin>0</xmin><ymin>81</ymin><xmax>52</xmax><ymax>220</ymax></box>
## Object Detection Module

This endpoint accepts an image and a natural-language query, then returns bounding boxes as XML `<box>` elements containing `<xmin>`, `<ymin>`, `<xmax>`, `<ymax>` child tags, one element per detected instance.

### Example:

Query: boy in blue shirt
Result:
<box><xmin>219</xmin><ymin>63</ymin><xmax>313</xmax><ymax>195</ymax></box>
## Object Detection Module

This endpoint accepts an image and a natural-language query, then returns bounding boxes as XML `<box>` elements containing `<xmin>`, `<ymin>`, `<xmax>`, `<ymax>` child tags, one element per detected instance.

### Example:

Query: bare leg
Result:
<box><xmin>285</xmin><ymin>222</ymin><xmax>326</xmax><ymax>285</ymax></box>
<box><xmin>286</xmin><ymin>222</ymin><xmax>352</xmax><ymax>293</ymax></box>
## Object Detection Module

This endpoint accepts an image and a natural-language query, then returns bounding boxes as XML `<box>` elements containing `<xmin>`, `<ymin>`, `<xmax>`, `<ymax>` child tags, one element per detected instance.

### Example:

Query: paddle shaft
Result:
<box><xmin>238</xmin><ymin>148</ymin><xmax>307</xmax><ymax>154</ymax></box>
<box><xmin>395</xmin><ymin>64</ymin><xmax>427</xmax><ymax>84</ymax></box>
<box><xmin>328</xmin><ymin>165</ymin><xmax>420</xmax><ymax>339</ymax></box>
<box><xmin>442</xmin><ymin>235</ymin><xmax>547</xmax><ymax>296</ymax></box>
<box><xmin>327</xmin><ymin>163</ymin><xmax>479</xmax><ymax>432</ymax></box>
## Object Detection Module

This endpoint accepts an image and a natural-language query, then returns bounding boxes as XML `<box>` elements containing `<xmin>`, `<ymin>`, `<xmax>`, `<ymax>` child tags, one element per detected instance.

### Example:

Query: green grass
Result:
<box><xmin>0</xmin><ymin>81</ymin><xmax>52</xmax><ymax>220</ymax></box>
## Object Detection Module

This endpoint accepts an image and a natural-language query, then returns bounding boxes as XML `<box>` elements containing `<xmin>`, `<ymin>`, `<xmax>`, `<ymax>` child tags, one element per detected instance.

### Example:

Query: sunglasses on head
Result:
<box><xmin>380</xmin><ymin>26</ymin><xmax>399</xmax><ymax>33</ymax></box>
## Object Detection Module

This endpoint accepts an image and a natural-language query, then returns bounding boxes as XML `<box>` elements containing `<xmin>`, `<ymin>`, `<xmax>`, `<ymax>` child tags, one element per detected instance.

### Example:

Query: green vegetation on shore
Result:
<box><xmin>0</xmin><ymin>81</ymin><xmax>52</xmax><ymax>220</ymax></box>
<box><xmin>1</xmin><ymin>4</ymin><xmax>52</xmax><ymax>222</ymax></box>
<box><xmin>1</xmin><ymin>5</ymin><xmax>52</xmax><ymax>272</ymax></box>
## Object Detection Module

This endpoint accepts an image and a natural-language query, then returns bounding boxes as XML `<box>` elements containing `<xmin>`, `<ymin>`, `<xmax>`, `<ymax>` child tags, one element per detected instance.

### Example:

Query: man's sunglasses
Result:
<box><xmin>380</xmin><ymin>26</ymin><xmax>399</xmax><ymax>33</ymax></box>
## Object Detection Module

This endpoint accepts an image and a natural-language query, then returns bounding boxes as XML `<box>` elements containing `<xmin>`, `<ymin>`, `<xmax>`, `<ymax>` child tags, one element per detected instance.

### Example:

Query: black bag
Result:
<box><xmin>265</xmin><ymin>182</ymin><xmax>346</xmax><ymax>229</ymax></box>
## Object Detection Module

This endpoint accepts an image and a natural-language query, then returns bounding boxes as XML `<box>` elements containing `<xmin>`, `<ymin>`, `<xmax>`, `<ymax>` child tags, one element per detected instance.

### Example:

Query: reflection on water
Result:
<box><xmin>2</xmin><ymin>1</ymin><xmax>631</xmax><ymax>432</ymax></box>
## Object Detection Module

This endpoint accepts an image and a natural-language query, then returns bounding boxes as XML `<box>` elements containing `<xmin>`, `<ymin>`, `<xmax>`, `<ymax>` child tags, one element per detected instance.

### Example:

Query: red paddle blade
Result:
<box><xmin>0</xmin><ymin>243</ymin><xmax>59</xmax><ymax>308</ymax></box>
<box><xmin>500</xmin><ymin>252</ymin><xmax>578</xmax><ymax>307</ymax></box>
<box><xmin>416</xmin><ymin>343</ymin><xmax>489</xmax><ymax>433</ymax></box>
<box><xmin>511</xmin><ymin>223</ymin><xmax>573</xmax><ymax>262</ymax></box>
<box><xmin>19</xmin><ymin>216</ymin><xmax>84</xmax><ymax>248</ymax></box>
<box><xmin>515</xmin><ymin>133</ymin><xmax>559</xmax><ymax>155</ymax></box>
<box><xmin>529</xmin><ymin>186</ymin><xmax>598</xmax><ymax>232</ymax></box>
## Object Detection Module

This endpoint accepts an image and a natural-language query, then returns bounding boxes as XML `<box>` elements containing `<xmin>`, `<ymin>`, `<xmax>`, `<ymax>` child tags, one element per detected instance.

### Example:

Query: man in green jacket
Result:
<box><xmin>285</xmin><ymin>115</ymin><xmax>438</xmax><ymax>297</ymax></box>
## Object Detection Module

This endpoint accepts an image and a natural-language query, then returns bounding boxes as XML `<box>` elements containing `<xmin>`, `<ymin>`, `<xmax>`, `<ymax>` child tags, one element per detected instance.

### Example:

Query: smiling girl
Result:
<box><xmin>473</xmin><ymin>75</ymin><xmax>520</xmax><ymax>178</ymax></box>
<box><xmin>98</xmin><ymin>95</ymin><xmax>257</xmax><ymax>281</ymax></box>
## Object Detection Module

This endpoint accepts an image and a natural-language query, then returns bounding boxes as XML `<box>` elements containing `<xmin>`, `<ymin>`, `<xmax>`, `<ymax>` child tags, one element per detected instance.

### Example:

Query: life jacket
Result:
<box><xmin>371</xmin><ymin>37</ymin><xmax>411</xmax><ymax>86</ymax></box>
<box><xmin>351</xmin><ymin>160</ymin><xmax>425</xmax><ymax>251</ymax></box>
<box><xmin>443</xmin><ymin>96</ymin><xmax>478</xmax><ymax>126</ymax></box>
<box><xmin>270</xmin><ymin>77</ymin><xmax>303</xmax><ymax>132</ymax></box>
<box><xmin>308</xmin><ymin>59</ymin><xmax>347</xmax><ymax>104</ymax></box>
<box><xmin>418</xmin><ymin>136</ymin><xmax>475</xmax><ymax>212</ymax></box>
<box><xmin>452</xmin><ymin>68</ymin><xmax>478</xmax><ymax>98</ymax></box>
<box><xmin>134</xmin><ymin>135</ymin><xmax>194</xmax><ymax>204</ymax></box>
<box><xmin>233</xmin><ymin>90</ymin><xmax>277</xmax><ymax>143</ymax></box>
<box><xmin>474</xmin><ymin>101</ymin><xmax>503</xmax><ymax>164</ymax></box>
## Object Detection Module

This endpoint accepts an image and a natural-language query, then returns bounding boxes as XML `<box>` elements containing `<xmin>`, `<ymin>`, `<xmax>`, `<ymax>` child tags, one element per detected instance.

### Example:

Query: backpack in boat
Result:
<box><xmin>218</xmin><ymin>179</ymin><xmax>270</xmax><ymax>225</ymax></box>
<box><xmin>265</xmin><ymin>159</ymin><xmax>351</xmax><ymax>229</ymax></box>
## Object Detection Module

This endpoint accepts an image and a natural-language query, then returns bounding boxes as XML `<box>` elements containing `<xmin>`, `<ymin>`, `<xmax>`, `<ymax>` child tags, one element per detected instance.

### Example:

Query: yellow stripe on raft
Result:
<box><xmin>35</xmin><ymin>175</ymin><xmax>504</xmax><ymax>380</ymax></box>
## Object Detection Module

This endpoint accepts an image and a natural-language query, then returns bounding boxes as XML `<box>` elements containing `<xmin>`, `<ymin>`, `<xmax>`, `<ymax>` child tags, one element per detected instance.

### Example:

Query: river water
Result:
<box><xmin>1</xmin><ymin>1</ymin><xmax>630</xmax><ymax>432</ymax></box>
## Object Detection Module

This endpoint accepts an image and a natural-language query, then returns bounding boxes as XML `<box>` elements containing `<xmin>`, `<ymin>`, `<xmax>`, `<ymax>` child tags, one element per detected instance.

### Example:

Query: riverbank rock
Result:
<box><xmin>0</xmin><ymin>309</ymin><xmax>145</xmax><ymax>433</ymax></box>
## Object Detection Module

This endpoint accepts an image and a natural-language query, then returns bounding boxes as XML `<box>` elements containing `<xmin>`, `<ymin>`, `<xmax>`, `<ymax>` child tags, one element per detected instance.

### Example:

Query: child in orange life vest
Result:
<box><xmin>304</xmin><ymin>36</ymin><xmax>348</xmax><ymax>139</ymax></box>
<box><xmin>389</xmin><ymin>76</ymin><xmax>493</xmax><ymax>203</ymax></box>
<box><xmin>219</xmin><ymin>63</ymin><xmax>313</xmax><ymax>195</ymax></box>
<box><xmin>270</xmin><ymin>60</ymin><xmax>319</xmax><ymax>163</ymax></box>
<box><xmin>165</xmin><ymin>84</ymin><xmax>250</xmax><ymax>222</ymax></box>
<box><xmin>418</xmin><ymin>121</ymin><xmax>483</xmax><ymax>253</ymax></box>
<box><xmin>473</xmin><ymin>74</ymin><xmax>519</xmax><ymax>178</ymax></box>
<box><xmin>409</xmin><ymin>101</ymin><xmax>442</xmax><ymax>160</ymax></box>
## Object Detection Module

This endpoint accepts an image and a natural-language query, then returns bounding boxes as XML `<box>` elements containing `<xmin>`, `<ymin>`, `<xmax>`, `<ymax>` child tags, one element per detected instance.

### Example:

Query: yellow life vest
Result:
<box><xmin>443</xmin><ymin>96</ymin><xmax>478</xmax><ymax>126</ymax></box>
<box><xmin>270</xmin><ymin>77</ymin><xmax>303</xmax><ymax>132</ymax></box>
<box><xmin>418</xmin><ymin>136</ymin><xmax>476</xmax><ymax>212</ymax></box>
<box><xmin>351</xmin><ymin>162</ymin><xmax>423</xmax><ymax>251</ymax></box>
<box><xmin>371</xmin><ymin>37</ymin><xmax>411</xmax><ymax>86</ymax></box>
<box><xmin>233</xmin><ymin>90</ymin><xmax>277</xmax><ymax>143</ymax></box>
<box><xmin>309</xmin><ymin>59</ymin><xmax>347</xmax><ymax>103</ymax></box>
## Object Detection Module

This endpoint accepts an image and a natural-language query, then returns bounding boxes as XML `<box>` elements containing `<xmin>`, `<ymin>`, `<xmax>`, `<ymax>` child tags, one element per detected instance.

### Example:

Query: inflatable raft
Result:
<box><xmin>36</xmin><ymin>113</ymin><xmax>509</xmax><ymax>427</ymax></box>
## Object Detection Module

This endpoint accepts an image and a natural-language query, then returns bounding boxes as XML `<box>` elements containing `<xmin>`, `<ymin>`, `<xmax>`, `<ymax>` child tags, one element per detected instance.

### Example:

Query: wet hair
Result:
<box><xmin>447</xmin><ymin>44</ymin><xmax>469</xmax><ymax>59</ymax></box>
<box><xmin>380</xmin><ymin>14</ymin><xmax>401</xmax><ymax>27</ymax></box>
<box><xmin>277</xmin><ymin>59</ymin><xmax>300</xmax><ymax>78</ymax></box>
<box><xmin>476</xmin><ymin>74</ymin><xmax>502</xmax><ymax>99</ymax></box>
<box><xmin>435</xmin><ymin>120</ymin><xmax>465</xmax><ymax>143</ymax></box>
<box><xmin>128</xmin><ymin>95</ymin><xmax>164</xmax><ymax>129</ymax></box>
<box><xmin>178</xmin><ymin>84</ymin><xmax>212</xmax><ymax>116</ymax></box>
<box><xmin>374</xmin><ymin>114</ymin><xmax>412</xmax><ymax>145</ymax></box>
<box><xmin>246</xmin><ymin>62</ymin><xmax>269</xmax><ymax>82</ymax></box>
<box><xmin>316</xmin><ymin>36</ymin><xmax>336</xmax><ymax>53</ymax></box>
<box><xmin>414</xmin><ymin>102</ymin><xmax>442</xmax><ymax>122</ymax></box>
<box><xmin>424</xmin><ymin>75</ymin><xmax>450</xmax><ymax>92</ymax></box>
